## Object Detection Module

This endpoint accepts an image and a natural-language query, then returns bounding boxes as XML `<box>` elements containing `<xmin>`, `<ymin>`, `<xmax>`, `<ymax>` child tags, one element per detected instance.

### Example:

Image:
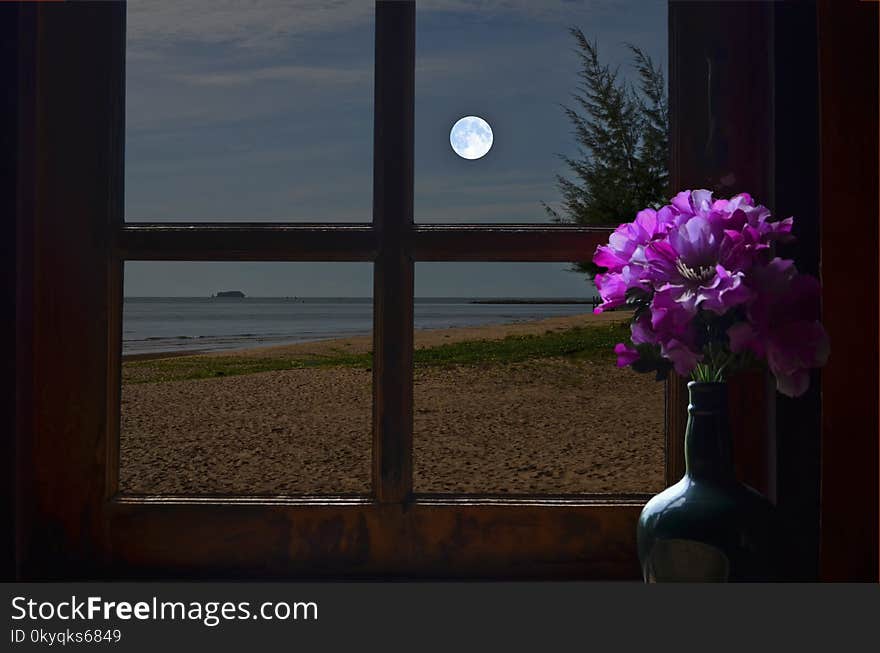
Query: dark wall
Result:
<box><xmin>816</xmin><ymin>0</ymin><xmax>879</xmax><ymax>581</ymax></box>
<box><xmin>1</xmin><ymin>1</ymin><xmax>22</xmax><ymax>582</ymax></box>
<box><xmin>4</xmin><ymin>1</ymin><xmax>38</xmax><ymax>582</ymax></box>
<box><xmin>773</xmin><ymin>0</ymin><xmax>822</xmax><ymax>583</ymax></box>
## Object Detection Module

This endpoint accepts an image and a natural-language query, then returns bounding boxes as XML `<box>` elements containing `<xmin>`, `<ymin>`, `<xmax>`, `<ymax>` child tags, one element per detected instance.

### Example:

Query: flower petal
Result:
<box><xmin>774</xmin><ymin>369</ymin><xmax>810</xmax><ymax>398</ymax></box>
<box><xmin>614</xmin><ymin>343</ymin><xmax>640</xmax><ymax>368</ymax></box>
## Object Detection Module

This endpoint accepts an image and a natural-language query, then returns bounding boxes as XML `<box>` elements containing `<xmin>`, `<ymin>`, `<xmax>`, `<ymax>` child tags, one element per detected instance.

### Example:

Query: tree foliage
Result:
<box><xmin>544</xmin><ymin>28</ymin><xmax>669</xmax><ymax>278</ymax></box>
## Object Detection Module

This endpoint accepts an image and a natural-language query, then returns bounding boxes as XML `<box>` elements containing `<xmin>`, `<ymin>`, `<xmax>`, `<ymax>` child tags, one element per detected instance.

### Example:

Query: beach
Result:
<box><xmin>119</xmin><ymin>312</ymin><xmax>666</xmax><ymax>495</ymax></box>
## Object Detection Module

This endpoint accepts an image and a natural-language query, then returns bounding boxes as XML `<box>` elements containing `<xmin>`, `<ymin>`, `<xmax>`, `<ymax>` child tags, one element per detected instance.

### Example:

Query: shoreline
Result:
<box><xmin>123</xmin><ymin>349</ymin><xmax>211</xmax><ymax>362</ymax></box>
<box><xmin>468</xmin><ymin>299</ymin><xmax>599</xmax><ymax>305</ymax></box>
<box><xmin>122</xmin><ymin>311</ymin><xmax>630</xmax><ymax>363</ymax></box>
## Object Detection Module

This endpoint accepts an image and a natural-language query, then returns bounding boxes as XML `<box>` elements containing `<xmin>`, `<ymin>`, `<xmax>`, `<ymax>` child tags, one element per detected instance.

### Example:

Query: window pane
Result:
<box><xmin>415</xmin><ymin>0</ymin><xmax>667</xmax><ymax>224</ymax></box>
<box><xmin>413</xmin><ymin>262</ymin><xmax>665</xmax><ymax>495</ymax></box>
<box><xmin>120</xmin><ymin>262</ymin><xmax>373</xmax><ymax>495</ymax></box>
<box><xmin>125</xmin><ymin>1</ymin><xmax>373</xmax><ymax>222</ymax></box>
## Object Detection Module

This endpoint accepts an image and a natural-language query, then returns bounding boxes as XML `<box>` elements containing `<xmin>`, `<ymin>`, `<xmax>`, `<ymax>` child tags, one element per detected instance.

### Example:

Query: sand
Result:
<box><xmin>119</xmin><ymin>312</ymin><xmax>666</xmax><ymax>496</ymax></box>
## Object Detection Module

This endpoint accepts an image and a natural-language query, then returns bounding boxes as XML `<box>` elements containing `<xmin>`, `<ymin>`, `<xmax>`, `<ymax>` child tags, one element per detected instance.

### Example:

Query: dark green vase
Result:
<box><xmin>637</xmin><ymin>381</ymin><xmax>777</xmax><ymax>582</ymax></box>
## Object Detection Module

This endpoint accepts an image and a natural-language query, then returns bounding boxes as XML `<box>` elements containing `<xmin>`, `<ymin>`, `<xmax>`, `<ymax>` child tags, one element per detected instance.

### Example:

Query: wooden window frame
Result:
<box><xmin>13</xmin><ymin>1</ymin><xmax>658</xmax><ymax>580</ymax></box>
<box><xmin>15</xmin><ymin>0</ymin><xmax>853</xmax><ymax>581</ymax></box>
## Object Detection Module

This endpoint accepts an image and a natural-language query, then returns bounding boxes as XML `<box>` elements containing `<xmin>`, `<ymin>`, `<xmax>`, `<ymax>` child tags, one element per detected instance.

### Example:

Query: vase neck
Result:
<box><xmin>685</xmin><ymin>382</ymin><xmax>735</xmax><ymax>482</ymax></box>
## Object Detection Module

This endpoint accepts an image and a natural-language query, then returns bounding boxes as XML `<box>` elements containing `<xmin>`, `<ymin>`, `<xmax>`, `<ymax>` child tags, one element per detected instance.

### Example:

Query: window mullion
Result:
<box><xmin>372</xmin><ymin>0</ymin><xmax>415</xmax><ymax>503</ymax></box>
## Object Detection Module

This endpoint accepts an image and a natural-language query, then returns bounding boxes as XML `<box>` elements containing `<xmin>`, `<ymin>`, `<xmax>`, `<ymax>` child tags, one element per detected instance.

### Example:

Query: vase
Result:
<box><xmin>637</xmin><ymin>381</ymin><xmax>777</xmax><ymax>581</ymax></box>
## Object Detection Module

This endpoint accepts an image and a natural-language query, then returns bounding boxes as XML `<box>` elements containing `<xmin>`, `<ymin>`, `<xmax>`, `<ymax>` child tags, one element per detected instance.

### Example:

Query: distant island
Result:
<box><xmin>213</xmin><ymin>290</ymin><xmax>245</xmax><ymax>298</ymax></box>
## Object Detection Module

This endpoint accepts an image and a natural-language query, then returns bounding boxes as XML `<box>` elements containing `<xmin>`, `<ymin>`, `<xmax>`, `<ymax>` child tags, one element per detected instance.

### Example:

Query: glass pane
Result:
<box><xmin>120</xmin><ymin>262</ymin><xmax>373</xmax><ymax>495</ymax></box>
<box><xmin>413</xmin><ymin>262</ymin><xmax>665</xmax><ymax>494</ymax></box>
<box><xmin>415</xmin><ymin>0</ymin><xmax>668</xmax><ymax>223</ymax></box>
<box><xmin>125</xmin><ymin>1</ymin><xmax>373</xmax><ymax>222</ymax></box>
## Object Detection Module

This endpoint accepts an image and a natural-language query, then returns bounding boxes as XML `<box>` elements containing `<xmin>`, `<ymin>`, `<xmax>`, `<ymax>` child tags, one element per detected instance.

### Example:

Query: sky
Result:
<box><xmin>124</xmin><ymin>0</ymin><xmax>667</xmax><ymax>297</ymax></box>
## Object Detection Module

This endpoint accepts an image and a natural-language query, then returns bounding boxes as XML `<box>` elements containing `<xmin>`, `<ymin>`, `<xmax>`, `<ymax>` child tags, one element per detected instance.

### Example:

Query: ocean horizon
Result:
<box><xmin>123</xmin><ymin>296</ymin><xmax>599</xmax><ymax>356</ymax></box>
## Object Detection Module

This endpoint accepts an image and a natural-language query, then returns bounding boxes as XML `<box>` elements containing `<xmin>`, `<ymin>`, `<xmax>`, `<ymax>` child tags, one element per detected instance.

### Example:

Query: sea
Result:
<box><xmin>123</xmin><ymin>297</ymin><xmax>598</xmax><ymax>356</ymax></box>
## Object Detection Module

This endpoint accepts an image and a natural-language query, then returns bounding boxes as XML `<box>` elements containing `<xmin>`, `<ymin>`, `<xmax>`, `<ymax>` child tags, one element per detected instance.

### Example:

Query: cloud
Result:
<box><xmin>419</xmin><ymin>0</ymin><xmax>613</xmax><ymax>20</ymax></box>
<box><xmin>126</xmin><ymin>0</ymin><xmax>374</xmax><ymax>50</ymax></box>
<box><xmin>126</xmin><ymin>0</ymin><xmax>634</xmax><ymax>50</ymax></box>
<box><xmin>415</xmin><ymin>171</ymin><xmax>561</xmax><ymax>222</ymax></box>
<box><xmin>171</xmin><ymin>64</ymin><xmax>370</xmax><ymax>87</ymax></box>
<box><xmin>170</xmin><ymin>51</ymin><xmax>516</xmax><ymax>90</ymax></box>
<box><xmin>416</xmin><ymin>170</ymin><xmax>554</xmax><ymax>195</ymax></box>
<box><xmin>415</xmin><ymin>201</ymin><xmax>552</xmax><ymax>223</ymax></box>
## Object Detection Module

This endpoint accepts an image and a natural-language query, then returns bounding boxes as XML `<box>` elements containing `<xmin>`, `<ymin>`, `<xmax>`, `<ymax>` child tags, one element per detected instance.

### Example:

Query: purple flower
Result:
<box><xmin>593</xmin><ymin>207</ymin><xmax>678</xmax><ymax>274</ymax></box>
<box><xmin>593</xmin><ymin>266</ymin><xmax>644</xmax><ymax>314</ymax></box>
<box><xmin>592</xmin><ymin>207</ymin><xmax>678</xmax><ymax>313</ymax></box>
<box><xmin>591</xmin><ymin>189</ymin><xmax>827</xmax><ymax>395</ymax></box>
<box><xmin>594</xmin><ymin>190</ymin><xmax>790</xmax><ymax>321</ymax></box>
<box><xmin>642</xmin><ymin>201</ymin><xmax>763</xmax><ymax>317</ymax></box>
<box><xmin>643</xmin><ymin>291</ymin><xmax>703</xmax><ymax>375</ymax></box>
<box><xmin>614</xmin><ymin>343</ymin><xmax>640</xmax><ymax>368</ymax></box>
<box><xmin>660</xmin><ymin>337</ymin><xmax>704</xmax><ymax>376</ymax></box>
<box><xmin>727</xmin><ymin>258</ymin><xmax>829</xmax><ymax>397</ymax></box>
<box><xmin>644</xmin><ymin>236</ymin><xmax>752</xmax><ymax>320</ymax></box>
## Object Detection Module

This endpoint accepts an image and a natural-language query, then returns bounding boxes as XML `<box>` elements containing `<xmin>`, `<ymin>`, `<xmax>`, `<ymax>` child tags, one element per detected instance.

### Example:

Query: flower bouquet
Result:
<box><xmin>593</xmin><ymin>189</ymin><xmax>828</xmax><ymax>396</ymax></box>
<box><xmin>594</xmin><ymin>189</ymin><xmax>829</xmax><ymax>581</ymax></box>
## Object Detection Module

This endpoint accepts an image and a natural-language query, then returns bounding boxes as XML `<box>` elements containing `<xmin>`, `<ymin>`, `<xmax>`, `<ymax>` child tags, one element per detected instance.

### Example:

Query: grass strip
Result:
<box><xmin>123</xmin><ymin>322</ymin><xmax>629</xmax><ymax>385</ymax></box>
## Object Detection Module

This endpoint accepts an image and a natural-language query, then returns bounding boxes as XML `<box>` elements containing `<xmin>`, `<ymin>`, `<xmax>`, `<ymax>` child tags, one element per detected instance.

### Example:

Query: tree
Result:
<box><xmin>544</xmin><ymin>28</ymin><xmax>669</xmax><ymax>279</ymax></box>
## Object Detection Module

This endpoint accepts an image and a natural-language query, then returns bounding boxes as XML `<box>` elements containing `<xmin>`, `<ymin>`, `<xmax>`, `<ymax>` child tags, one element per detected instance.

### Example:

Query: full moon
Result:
<box><xmin>450</xmin><ymin>115</ymin><xmax>493</xmax><ymax>160</ymax></box>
